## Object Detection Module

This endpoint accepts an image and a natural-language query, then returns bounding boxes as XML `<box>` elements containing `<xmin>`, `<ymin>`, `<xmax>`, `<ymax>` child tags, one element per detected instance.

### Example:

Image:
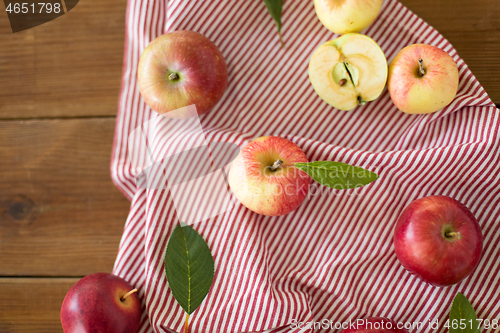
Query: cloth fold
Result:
<box><xmin>111</xmin><ymin>0</ymin><xmax>500</xmax><ymax>332</ymax></box>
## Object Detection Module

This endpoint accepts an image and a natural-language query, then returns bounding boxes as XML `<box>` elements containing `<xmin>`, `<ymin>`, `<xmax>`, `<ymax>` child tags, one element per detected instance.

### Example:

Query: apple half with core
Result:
<box><xmin>228</xmin><ymin>136</ymin><xmax>310</xmax><ymax>216</ymax></box>
<box><xmin>138</xmin><ymin>30</ymin><xmax>228</xmax><ymax>118</ymax></box>
<box><xmin>61</xmin><ymin>273</ymin><xmax>141</xmax><ymax>333</ymax></box>
<box><xmin>309</xmin><ymin>33</ymin><xmax>388</xmax><ymax>111</ymax></box>
<box><xmin>340</xmin><ymin>317</ymin><xmax>409</xmax><ymax>332</ymax></box>
<box><xmin>388</xmin><ymin>44</ymin><xmax>459</xmax><ymax>114</ymax></box>
<box><xmin>393</xmin><ymin>195</ymin><xmax>483</xmax><ymax>287</ymax></box>
<box><xmin>314</xmin><ymin>0</ymin><xmax>384</xmax><ymax>35</ymax></box>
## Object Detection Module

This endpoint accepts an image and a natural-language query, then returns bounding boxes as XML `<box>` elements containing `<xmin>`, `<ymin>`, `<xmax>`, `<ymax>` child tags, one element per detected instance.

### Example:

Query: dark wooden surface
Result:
<box><xmin>0</xmin><ymin>0</ymin><xmax>499</xmax><ymax>331</ymax></box>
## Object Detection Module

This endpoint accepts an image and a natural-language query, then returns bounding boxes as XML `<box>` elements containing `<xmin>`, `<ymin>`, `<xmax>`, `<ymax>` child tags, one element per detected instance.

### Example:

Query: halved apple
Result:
<box><xmin>308</xmin><ymin>33</ymin><xmax>388</xmax><ymax>111</ymax></box>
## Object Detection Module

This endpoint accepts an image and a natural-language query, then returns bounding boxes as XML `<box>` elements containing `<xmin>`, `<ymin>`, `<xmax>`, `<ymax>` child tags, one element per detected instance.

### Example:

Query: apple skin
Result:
<box><xmin>138</xmin><ymin>30</ymin><xmax>228</xmax><ymax>118</ymax></box>
<box><xmin>228</xmin><ymin>136</ymin><xmax>310</xmax><ymax>216</ymax></box>
<box><xmin>341</xmin><ymin>317</ymin><xmax>409</xmax><ymax>333</ymax></box>
<box><xmin>388</xmin><ymin>44</ymin><xmax>459</xmax><ymax>114</ymax></box>
<box><xmin>393</xmin><ymin>196</ymin><xmax>483</xmax><ymax>287</ymax></box>
<box><xmin>314</xmin><ymin>0</ymin><xmax>384</xmax><ymax>35</ymax></box>
<box><xmin>60</xmin><ymin>273</ymin><xmax>141</xmax><ymax>333</ymax></box>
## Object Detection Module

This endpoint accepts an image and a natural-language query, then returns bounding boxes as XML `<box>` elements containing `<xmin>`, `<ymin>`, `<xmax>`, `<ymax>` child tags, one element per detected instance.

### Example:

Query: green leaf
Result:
<box><xmin>164</xmin><ymin>224</ymin><xmax>215</xmax><ymax>315</ymax></box>
<box><xmin>294</xmin><ymin>161</ymin><xmax>379</xmax><ymax>189</ymax></box>
<box><xmin>449</xmin><ymin>292</ymin><xmax>480</xmax><ymax>333</ymax></box>
<box><xmin>262</xmin><ymin>0</ymin><xmax>283</xmax><ymax>46</ymax></box>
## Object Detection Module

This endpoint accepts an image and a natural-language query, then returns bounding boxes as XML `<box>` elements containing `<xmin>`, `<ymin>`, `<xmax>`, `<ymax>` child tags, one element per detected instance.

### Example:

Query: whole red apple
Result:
<box><xmin>341</xmin><ymin>317</ymin><xmax>409</xmax><ymax>333</ymax></box>
<box><xmin>228</xmin><ymin>136</ymin><xmax>310</xmax><ymax>216</ymax></box>
<box><xmin>61</xmin><ymin>273</ymin><xmax>141</xmax><ymax>333</ymax></box>
<box><xmin>388</xmin><ymin>44</ymin><xmax>459</xmax><ymax>114</ymax></box>
<box><xmin>138</xmin><ymin>30</ymin><xmax>228</xmax><ymax>118</ymax></box>
<box><xmin>394</xmin><ymin>195</ymin><xmax>483</xmax><ymax>287</ymax></box>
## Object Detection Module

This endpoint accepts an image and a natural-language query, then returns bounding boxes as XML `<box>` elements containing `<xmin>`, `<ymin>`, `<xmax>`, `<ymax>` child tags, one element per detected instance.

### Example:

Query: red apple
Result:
<box><xmin>61</xmin><ymin>273</ymin><xmax>141</xmax><ymax>333</ymax></box>
<box><xmin>394</xmin><ymin>195</ymin><xmax>483</xmax><ymax>287</ymax></box>
<box><xmin>228</xmin><ymin>136</ymin><xmax>310</xmax><ymax>216</ymax></box>
<box><xmin>138</xmin><ymin>30</ymin><xmax>228</xmax><ymax>118</ymax></box>
<box><xmin>388</xmin><ymin>44</ymin><xmax>459</xmax><ymax>114</ymax></box>
<box><xmin>341</xmin><ymin>317</ymin><xmax>409</xmax><ymax>333</ymax></box>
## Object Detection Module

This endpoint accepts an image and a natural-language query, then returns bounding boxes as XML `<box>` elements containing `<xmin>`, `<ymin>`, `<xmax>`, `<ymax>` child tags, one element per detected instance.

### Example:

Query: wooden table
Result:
<box><xmin>0</xmin><ymin>0</ymin><xmax>499</xmax><ymax>331</ymax></box>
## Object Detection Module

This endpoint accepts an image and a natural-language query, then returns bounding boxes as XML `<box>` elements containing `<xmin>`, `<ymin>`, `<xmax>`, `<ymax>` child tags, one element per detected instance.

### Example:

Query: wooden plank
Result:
<box><xmin>0</xmin><ymin>0</ymin><xmax>127</xmax><ymax>118</ymax></box>
<box><xmin>0</xmin><ymin>278</ymin><xmax>77</xmax><ymax>333</ymax></box>
<box><xmin>0</xmin><ymin>118</ymin><xmax>131</xmax><ymax>276</ymax></box>
<box><xmin>399</xmin><ymin>0</ymin><xmax>500</xmax><ymax>105</ymax></box>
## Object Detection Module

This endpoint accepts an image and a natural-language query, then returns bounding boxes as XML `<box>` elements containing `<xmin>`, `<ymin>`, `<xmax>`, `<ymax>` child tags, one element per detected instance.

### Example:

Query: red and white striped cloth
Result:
<box><xmin>110</xmin><ymin>0</ymin><xmax>500</xmax><ymax>332</ymax></box>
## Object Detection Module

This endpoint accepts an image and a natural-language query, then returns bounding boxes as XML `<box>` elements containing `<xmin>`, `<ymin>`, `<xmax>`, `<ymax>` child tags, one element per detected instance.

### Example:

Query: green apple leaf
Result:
<box><xmin>449</xmin><ymin>292</ymin><xmax>480</xmax><ymax>333</ymax></box>
<box><xmin>294</xmin><ymin>161</ymin><xmax>379</xmax><ymax>189</ymax></box>
<box><xmin>262</xmin><ymin>0</ymin><xmax>283</xmax><ymax>46</ymax></box>
<box><xmin>164</xmin><ymin>224</ymin><xmax>214</xmax><ymax>315</ymax></box>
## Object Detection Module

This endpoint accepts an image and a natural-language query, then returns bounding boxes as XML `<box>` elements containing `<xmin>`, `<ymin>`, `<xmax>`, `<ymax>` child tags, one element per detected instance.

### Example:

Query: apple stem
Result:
<box><xmin>279</xmin><ymin>32</ymin><xmax>284</xmax><ymax>48</ymax></box>
<box><xmin>271</xmin><ymin>159</ymin><xmax>284</xmax><ymax>171</ymax></box>
<box><xmin>184</xmin><ymin>313</ymin><xmax>189</xmax><ymax>333</ymax></box>
<box><xmin>168</xmin><ymin>72</ymin><xmax>179</xmax><ymax>81</ymax></box>
<box><xmin>418</xmin><ymin>59</ymin><xmax>426</xmax><ymax>76</ymax></box>
<box><xmin>445</xmin><ymin>231</ymin><xmax>459</xmax><ymax>238</ymax></box>
<box><xmin>120</xmin><ymin>289</ymin><xmax>138</xmax><ymax>301</ymax></box>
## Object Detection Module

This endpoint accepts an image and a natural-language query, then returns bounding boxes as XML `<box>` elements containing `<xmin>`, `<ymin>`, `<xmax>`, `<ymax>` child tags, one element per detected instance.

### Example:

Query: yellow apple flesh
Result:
<box><xmin>388</xmin><ymin>44</ymin><xmax>459</xmax><ymax>114</ymax></box>
<box><xmin>314</xmin><ymin>0</ymin><xmax>384</xmax><ymax>35</ymax></box>
<box><xmin>308</xmin><ymin>33</ymin><xmax>388</xmax><ymax>111</ymax></box>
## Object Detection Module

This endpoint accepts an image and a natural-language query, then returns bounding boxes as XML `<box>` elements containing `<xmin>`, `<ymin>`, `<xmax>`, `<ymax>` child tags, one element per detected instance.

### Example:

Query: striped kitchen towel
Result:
<box><xmin>110</xmin><ymin>0</ymin><xmax>500</xmax><ymax>332</ymax></box>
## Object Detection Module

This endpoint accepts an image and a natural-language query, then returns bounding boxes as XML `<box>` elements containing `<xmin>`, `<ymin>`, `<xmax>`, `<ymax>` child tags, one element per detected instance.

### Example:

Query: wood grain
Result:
<box><xmin>0</xmin><ymin>118</ymin><xmax>131</xmax><ymax>276</ymax></box>
<box><xmin>0</xmin><ymin>278</ymin><xmax>77</xmax><ymax>333</ymax></box>
<box><xmin>0</xmin><ymin>0</ymin><xmax>127</xmax><ymax>118</ymax></box>
<box><xmin>399</xmin><ymin>0</ymin><xmax>500</xmax><ymax>104</ymax></box>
